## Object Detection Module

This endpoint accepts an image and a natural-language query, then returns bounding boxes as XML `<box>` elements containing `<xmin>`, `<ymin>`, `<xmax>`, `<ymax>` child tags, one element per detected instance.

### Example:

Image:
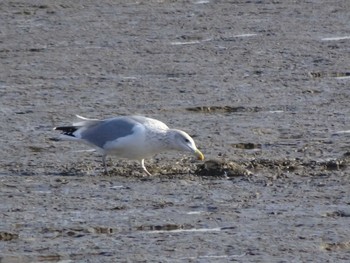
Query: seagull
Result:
<box><xmin>53</xmin><ymin>115</ymin><xmax>204</xmax><ymax>175</ymax></box>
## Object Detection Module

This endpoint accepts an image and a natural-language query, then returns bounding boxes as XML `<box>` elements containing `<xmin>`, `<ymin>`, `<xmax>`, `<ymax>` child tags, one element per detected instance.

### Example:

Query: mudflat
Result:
<box><xmin>1</xmin><ymin>0</ymin><xmax>350</xmax><ymax>262</ymax></box>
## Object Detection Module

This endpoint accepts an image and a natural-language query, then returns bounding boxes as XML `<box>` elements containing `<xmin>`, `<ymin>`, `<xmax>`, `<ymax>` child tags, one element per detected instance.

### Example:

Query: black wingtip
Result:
<box><xmin>54</xmin><ymin>126</ymin><xmax>78</xmax><ymax>136</ymax></box>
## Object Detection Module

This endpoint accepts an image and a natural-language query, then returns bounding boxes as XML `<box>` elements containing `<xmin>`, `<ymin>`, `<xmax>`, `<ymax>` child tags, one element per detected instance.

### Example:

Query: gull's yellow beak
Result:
<box><xmin>195</xmin><ymin>149</ymin><xmax>205</xmax><ymax>161</ymax></box>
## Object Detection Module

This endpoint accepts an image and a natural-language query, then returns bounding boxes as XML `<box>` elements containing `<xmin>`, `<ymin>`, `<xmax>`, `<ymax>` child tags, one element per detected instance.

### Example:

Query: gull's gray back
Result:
<box><xmin>80</xmin><ymin>117</ymin><xmax>139</xmax><ymax>148</ymax></box>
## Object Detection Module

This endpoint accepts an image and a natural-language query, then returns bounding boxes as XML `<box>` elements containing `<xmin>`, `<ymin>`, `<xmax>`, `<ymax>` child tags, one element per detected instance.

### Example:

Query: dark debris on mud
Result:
<box><xmin>0</xmin><ymin>231</ymin><xmax>19</xmax><ymax>241</ymax></box>
<box><xmin>195</xmin><ymin>159</ymin><xmax>252</xmax><ymax>178</ymax></box>
<box><xmin>43</xmin><ymin>151</ymin><xmax>350</xmax><ymax>180</ymax></box>
<box><xmin>321</xmin><ymin>241</ymin><xmax>350</xmax><ymax>252</ymax></box>
<box><xmin>247</xmin><ymin>152</ymin><xmax>350</xmax><ymax>174</ymax></box>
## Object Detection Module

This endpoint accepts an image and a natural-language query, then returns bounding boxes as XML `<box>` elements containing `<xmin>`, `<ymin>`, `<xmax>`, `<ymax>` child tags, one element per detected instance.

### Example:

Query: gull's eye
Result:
<box><xmin>184</xmin><ymin>138</ymin><xmax>190</xmax><ymax>143</ymax></box>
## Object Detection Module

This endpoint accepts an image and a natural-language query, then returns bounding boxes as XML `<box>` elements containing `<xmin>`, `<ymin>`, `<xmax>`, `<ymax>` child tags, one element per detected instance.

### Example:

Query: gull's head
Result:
<box><xmin>169</xmin><ymin>130</ymin><xmax>204</xmax><ymax>161</ymax></box>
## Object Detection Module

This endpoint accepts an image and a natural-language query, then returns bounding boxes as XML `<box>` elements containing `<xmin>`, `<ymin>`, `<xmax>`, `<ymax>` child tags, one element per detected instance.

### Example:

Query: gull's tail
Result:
<box><xmin>53</xmin><ymin>115</ymin><xmax>100</xmax><ymax>140</ymax></box>
<box><xmin>54</xmin><ymin>126</ymin><xmax>79</xmax><ymax>137</ymax></box>
<box><xmin>53</xmin><ymin>125</ymin><xmax>82</xmax><ymax>141</ymax></box>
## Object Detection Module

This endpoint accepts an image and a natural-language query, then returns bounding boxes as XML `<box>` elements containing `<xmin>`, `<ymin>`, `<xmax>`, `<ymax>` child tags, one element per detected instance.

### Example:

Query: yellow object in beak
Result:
<box><xmin>195</xmin><ymin>149</ymin><xmax>205</xmax><ymax>161</ymax></box>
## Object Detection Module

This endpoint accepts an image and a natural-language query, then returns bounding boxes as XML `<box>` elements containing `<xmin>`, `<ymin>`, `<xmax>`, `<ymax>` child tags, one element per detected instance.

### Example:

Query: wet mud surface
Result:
<box><xmin>1</xmin><ymin>0</ymin><xmax>350</xmax><ymax>262</ymax></box>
